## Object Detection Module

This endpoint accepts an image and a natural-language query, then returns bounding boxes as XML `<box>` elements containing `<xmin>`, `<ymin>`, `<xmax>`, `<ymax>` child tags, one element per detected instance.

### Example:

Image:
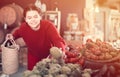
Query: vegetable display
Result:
<box><xmin>23</xmin><ymin>47</ymin><xmax>92</xmax><ymax>77</ymax></box>
<box><xmin>23</xmin><ymin>39</ymin><xmax>120</xmax><ymax>77</ymax></box>
<box><xmin>23</xmin><ymin>58</ymin><xmax>93</xmax><ymax>77</ymax></box>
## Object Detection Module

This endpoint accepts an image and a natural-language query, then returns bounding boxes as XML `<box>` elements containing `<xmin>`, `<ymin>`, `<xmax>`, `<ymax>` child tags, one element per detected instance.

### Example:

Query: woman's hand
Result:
<box><xmin>6</xmin><ymin>34</ymin><xmax>14</xmax><ymax>40</ymax></box>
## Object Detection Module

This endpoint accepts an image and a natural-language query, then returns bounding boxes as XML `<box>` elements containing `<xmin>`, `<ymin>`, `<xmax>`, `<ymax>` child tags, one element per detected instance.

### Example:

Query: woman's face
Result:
<box><xmin>25</xmin><ymin>10</ymin><xmax>41</xmax><ymax>29</ymax></box>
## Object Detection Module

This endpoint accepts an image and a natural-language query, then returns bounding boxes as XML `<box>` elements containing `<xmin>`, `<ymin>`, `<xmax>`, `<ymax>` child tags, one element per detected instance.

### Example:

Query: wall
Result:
<box><xmin>0</xmin><ymin>0</ymin><xmax>85</xmax><ymax>35</ymax></box>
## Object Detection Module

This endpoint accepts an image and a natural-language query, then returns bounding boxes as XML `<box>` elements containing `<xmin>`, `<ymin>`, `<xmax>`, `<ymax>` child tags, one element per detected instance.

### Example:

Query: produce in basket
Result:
<box><xmin>83</xmin><ymin>39</ymin><xmax>120</xmax><ymax>62</ymax></box>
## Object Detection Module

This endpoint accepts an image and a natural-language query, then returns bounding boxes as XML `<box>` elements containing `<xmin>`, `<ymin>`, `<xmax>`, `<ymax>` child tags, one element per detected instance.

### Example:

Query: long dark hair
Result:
<box><xmin>23</xmin><ymin>4</ymin><xmax>42</xmax><ymax>17</ymax></box>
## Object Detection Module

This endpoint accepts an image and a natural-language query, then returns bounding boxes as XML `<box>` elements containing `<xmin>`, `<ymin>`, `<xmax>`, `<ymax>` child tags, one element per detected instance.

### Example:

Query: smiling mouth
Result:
<box><xmin>30</xmin><ymin>23</ymin><xmax>40</xmax><ymax>29</ymax></box>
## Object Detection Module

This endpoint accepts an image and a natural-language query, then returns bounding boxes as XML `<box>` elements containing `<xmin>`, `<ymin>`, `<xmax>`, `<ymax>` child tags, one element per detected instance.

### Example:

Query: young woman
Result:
<box><xmin>6</xmin><ymin>4</ymin><xmax>66</xmax><ymax>70</ymax></box>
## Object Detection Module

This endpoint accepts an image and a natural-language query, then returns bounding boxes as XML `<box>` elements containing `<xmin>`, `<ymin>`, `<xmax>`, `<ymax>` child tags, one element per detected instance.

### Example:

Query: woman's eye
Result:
<box><xmin>27</xmin><ymin>16</ymin><xmax>32</xmax><ymax>20</ymax></box>
<box><xmin>34</xmin><ymin>15</ymin><xmax>38</xmax><ymax>18</ymax></box>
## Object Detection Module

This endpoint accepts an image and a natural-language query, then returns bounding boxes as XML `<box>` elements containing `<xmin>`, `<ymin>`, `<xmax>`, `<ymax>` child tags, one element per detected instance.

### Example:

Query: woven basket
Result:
<box><xmin>1</xmin><ymin>38</ymin><xmax>19</xmax><ymax>75</ymax></box>
<box><xmin>83</xmin><ymin>53</ymin><xmax>120</xmax><ymax>70</ymax></box>
<box><xmin>86</xmin><ymin>52</ymin><xmax>120</xmax><ymax>63</ymax></box>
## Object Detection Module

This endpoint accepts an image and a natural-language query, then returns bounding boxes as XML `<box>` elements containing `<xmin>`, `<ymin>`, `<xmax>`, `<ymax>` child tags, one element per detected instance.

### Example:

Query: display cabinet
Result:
<box><xmin>83</xmin><ymin>8</ymin><xmax>105</xmax><ymax>41</ymax></box>
<box><xmin>44</xmin><ymin>11</ymin><xmax>61</xmax><ymax>32</ymax></box>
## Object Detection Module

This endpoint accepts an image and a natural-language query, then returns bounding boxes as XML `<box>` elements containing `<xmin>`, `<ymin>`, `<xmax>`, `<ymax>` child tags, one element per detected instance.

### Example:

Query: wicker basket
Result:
<box><xmin>1</xmin><ymin>38</ymin><xmax>19</xmax><ymax>75</ymax></box>
<box><xmin>87</xmin><ymin>52</ymin><xmax>120</xmax><ymax>63</ymax></box>
<box><xmin>83</xmin><ymin>53</ymin><xmax>120</xmax><ymax>70</ymax></box>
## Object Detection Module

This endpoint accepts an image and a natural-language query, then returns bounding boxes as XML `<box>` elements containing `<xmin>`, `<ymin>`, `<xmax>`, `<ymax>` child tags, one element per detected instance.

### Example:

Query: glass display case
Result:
<box><xmin>107</xmin><ymin>10</ymin><xmax>120</xmax><ymax>42</ymax></box>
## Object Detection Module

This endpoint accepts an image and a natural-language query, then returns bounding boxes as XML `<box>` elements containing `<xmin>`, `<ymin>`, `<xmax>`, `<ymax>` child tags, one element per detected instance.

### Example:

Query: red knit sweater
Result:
<box><xmin>13</xmin><ymin>20</ymin><xmax>66</xmax><ymax>59</ymax></box>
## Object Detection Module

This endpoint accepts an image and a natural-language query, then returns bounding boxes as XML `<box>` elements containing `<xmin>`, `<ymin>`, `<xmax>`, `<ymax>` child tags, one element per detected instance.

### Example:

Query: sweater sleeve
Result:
<box><xmin>11</xmin><ymin>28</ymin><xmax>21</xmax><ymax>40</ymax></box>
<box><xmin>46</xmin><ymin>21</ymin><xmax>67</xmax><ymax>51</ymax></box>
<box><xmin>12</xmin><ymin>23</ymin><xmax>25</xmax><ymax>39</ymax></box>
